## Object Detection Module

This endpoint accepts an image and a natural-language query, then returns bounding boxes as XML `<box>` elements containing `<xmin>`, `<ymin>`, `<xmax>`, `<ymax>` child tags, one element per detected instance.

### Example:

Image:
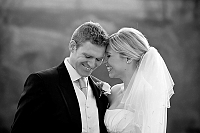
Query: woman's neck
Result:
<box><xmin>122</xmin><ymin>66</ymin><xmax>137</xmax><ymax>91</ymax></box>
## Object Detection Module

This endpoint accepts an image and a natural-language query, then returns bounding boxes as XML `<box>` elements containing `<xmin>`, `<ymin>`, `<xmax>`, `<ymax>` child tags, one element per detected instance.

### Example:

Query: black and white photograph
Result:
<box><xmin>0</xmin><ymin>0</ymin><xmax>200</xmax><ymax>133</ymax></box>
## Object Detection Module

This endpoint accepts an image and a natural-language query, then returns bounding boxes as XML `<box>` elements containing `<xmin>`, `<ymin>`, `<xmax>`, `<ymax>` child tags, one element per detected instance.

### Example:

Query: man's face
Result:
<box><xmin>69</xmin><ymin>41</ymin><xmax>105</xmax><ymax>77</ymax></box>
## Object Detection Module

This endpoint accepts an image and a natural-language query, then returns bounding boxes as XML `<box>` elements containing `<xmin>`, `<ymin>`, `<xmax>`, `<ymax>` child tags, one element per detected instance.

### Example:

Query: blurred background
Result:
<box><xmin>0</xmin><ymin>0</ymin><xmax>200</xmax><ymax>133</ymax></box>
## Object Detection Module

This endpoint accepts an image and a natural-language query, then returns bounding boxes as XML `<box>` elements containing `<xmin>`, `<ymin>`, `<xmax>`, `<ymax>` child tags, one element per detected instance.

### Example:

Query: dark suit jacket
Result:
<box><xmin>11</xmin><ymin>62</ymin><xmax>108</xmax><ymax>133</ymax></box>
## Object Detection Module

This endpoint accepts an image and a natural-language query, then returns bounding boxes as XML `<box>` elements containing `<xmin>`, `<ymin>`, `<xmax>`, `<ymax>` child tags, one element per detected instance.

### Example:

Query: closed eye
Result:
<box><xmin>85</xmin><ymin>54</ymin><xmax>92</xmax><ymax>59</ymax></box>
<box><xmin>106</xmin><ymin>54</ymin><xmax>111</xmax><ymax>58</ymax></box>
<box><xmin>96</xmin><ymin>58</ymin><xmax>103</xmax><ymax>62</ymax></box>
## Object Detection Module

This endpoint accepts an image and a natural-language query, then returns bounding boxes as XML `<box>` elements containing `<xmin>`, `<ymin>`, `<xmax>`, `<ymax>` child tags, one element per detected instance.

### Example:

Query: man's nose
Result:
<box><xmin>88</xmin><ymin>59</ymin><xmax>96</xmax><ymax>68</ymax></box>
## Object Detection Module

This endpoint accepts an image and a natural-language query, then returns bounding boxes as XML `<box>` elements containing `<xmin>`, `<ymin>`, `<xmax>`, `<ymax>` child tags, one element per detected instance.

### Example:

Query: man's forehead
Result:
<box><xmin>83</xmin><ymin>50</ymin><xmax>105</xmax><ymax>58</ymax></box>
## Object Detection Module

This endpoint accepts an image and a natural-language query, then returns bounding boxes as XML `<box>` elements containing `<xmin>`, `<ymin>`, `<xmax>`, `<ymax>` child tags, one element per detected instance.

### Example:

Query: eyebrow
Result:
<box><xmin>106</xmin><ymin>51</ymin><xmax>111</xmax><ymax>54</ymax></box>
<box><xmin>84</xmin><ymin>53</ymin><xmax>103</xmax><ymax>59</ymax></box>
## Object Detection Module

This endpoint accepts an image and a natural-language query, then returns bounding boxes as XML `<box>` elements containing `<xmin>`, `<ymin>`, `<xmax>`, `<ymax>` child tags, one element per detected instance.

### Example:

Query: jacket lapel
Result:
<box><xmin>88</xmin><ymin>76</ymin><xmax>108</xmax><ymax>133</ymax></box>
<box><xmin>88</xmin><ymin>76</ymin><xmax>100</xmax><ymax>100</ymax></box>
<box><xmin>88</xmin><ymin>77</ymin><xmax>102</xmax><ymax>118</ymax></box>
<box><xmin>57</xmin><ymin>62</ymin><xmax>82</xmax><ymax>130</ymax></box>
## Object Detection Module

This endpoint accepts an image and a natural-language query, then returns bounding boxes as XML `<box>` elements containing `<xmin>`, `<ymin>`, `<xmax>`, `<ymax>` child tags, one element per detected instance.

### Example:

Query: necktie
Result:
<box><xmin>78</xmin><ymin>77</ymin><xmax>87</xmax><ymax>97</ymax></box>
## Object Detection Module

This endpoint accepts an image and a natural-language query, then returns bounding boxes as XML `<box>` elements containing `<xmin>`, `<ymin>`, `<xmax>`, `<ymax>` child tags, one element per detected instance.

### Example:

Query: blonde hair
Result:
<box><xmin>109</xmin><ymin>28</ymin><xmax>150</xmax><ymax>61</ymax></box>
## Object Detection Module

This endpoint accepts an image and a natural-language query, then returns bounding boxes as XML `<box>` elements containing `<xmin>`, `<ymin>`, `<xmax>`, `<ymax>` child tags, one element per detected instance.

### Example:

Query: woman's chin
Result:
<box><xmin>108</xmin><ymin>73</ymin><xmax>115</xmax><ymax>79</ymax></box>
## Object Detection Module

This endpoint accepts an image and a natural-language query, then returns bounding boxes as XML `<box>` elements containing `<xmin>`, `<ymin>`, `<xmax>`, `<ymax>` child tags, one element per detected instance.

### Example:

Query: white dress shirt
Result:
<box><xmin>64</xmin><ymin>58</ymin><xmax>100</xmax><ymax>133</ymax></box>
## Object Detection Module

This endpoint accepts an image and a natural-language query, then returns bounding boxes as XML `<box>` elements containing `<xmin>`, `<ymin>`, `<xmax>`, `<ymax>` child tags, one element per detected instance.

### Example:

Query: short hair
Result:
<box><xmin>71</xmin><ymin>21</ymin><xmax>109</xmax><ymax>48</ymax></box>
<box><xmin>109</xmin><ymin>27</ymin><xmax>150</xmax><ymax>61</ymax></box>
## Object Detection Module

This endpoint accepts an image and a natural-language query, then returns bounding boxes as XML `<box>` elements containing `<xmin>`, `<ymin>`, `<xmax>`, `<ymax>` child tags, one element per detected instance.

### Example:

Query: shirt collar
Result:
<box><xmin>64</xmin><ymin>57</ymin><xmax>81</xmax><ymax>82</ymax></box>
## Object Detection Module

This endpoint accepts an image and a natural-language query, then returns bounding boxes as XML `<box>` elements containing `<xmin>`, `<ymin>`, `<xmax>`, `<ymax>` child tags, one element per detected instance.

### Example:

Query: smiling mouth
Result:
<box><xmin>82</xmin><ymin>64</ymin><xmax>91</xmax><ymax>71</ymax></box>
<box><xmin>105</xmin><ymin>63</ymin><xmax>112</xmax><ymax>72</ymax></box>
<box><xmin>106</xmin><ymin>66</ymin><xmax>112</xmax><ymax>72</ymax></box>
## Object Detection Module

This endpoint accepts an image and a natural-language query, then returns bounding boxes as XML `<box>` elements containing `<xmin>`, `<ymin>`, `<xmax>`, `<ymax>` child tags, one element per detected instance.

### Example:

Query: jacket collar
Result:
<box><xmin>57</xmin><ymin>61</ymin><xmax>82</xmax><ymax>131</ymax></box>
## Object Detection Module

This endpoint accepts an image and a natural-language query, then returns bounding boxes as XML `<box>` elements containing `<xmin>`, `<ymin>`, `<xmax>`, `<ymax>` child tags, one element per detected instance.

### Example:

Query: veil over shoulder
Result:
<box><xmin>120</xmin><ymin>47</ymin><xmax>175</xmax><ymax>133</ymax></box>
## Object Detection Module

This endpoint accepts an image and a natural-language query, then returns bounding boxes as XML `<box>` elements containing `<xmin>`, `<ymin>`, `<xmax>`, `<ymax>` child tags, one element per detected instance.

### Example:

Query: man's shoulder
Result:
<box><xmin>28</xmin><ymin>65</ymin><xmax>59</xmax><ymax>83</ymax></box>
<box><xmin>37</xmin><ymin>66</ymin><xmax>58</xmax><ymax>75</ymax></box>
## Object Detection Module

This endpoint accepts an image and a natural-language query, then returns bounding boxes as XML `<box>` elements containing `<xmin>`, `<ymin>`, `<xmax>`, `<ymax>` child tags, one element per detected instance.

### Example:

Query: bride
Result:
<box><xmin>103</xmin><ymin>27</ymin><xmax>175</xmax><ymax>133</ymax></box>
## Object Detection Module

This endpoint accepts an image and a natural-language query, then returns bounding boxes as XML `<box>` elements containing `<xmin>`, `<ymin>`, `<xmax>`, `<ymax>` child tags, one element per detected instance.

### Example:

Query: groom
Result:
<box><xmin>11</xmin><ymin>21</ymin><xmax>109</xmax><ymax>133</ymax></box>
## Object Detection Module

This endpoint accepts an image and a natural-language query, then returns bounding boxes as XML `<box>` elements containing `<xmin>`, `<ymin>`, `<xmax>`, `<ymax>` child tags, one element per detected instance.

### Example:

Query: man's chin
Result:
<box><xmin>80</xmin><ymin>71</ymin><xmax>92</xmax><ymax>77</ymax></box>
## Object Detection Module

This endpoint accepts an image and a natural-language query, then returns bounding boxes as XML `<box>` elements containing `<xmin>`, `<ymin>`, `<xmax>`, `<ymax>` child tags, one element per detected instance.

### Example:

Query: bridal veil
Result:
<box><xmin>120</xmin><ymin>47</ymin><xmax>175</xmax><ymax>133</ymax></box>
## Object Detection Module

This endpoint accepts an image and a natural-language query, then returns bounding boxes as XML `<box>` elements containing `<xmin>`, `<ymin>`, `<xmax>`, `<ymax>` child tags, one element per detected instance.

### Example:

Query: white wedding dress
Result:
<box><xmin>104</xmin><ymin>109</ymin><xmax>140</xmax><ymax>133</ymax></box>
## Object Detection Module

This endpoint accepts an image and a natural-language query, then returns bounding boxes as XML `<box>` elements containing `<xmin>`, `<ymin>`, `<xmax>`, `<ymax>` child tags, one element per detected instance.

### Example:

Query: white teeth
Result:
<box><xmin>82</xmin><ymin>64</ymin><xmax>91</xmax><ymax>71</ymax></box>
<box><xmin>86</xmin><ymin>67</ymin><xmax>91</xmax><ymax>71</ymax></box>
<box><xmin>107</xmin><ymin>67</ymin><xmax>112</xmax><ymax>72</ymax></box>
<box><xmin>83</xmin><ymin>65</ymin><xmax>91</xmax><ymax>71</ymax></box>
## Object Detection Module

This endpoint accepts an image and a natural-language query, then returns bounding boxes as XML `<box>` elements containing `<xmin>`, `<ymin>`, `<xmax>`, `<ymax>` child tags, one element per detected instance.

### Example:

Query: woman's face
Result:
<box><xmin>104</xmin><ymin>45</ymin><xmax>127</xmax><ymax>79</ymax></box>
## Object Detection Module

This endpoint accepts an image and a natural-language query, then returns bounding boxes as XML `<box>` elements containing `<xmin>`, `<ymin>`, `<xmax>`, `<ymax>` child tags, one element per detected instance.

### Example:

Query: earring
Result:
<box><xmin>126</xmin><ymin>58</ymin><xmax>132</xmax><ymax>64</ymax></box>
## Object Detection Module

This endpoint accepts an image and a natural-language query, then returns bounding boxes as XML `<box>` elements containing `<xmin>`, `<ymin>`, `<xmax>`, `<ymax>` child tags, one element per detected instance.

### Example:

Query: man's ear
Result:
<box><xmin>69</xmin><ymin>40</ymin><xmax>76</xmax><ymax>52</ymax></box>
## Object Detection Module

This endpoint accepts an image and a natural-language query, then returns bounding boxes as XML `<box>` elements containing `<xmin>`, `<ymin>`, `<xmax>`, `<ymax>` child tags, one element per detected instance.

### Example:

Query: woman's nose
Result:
<box><xmin>103</xmin><ymin>59</ymin><xmax>107</xmax><ymax>65</ymax></box>
<box><xmin>103</xmin><ymin>57</ymin><xmax>108</xmax><ymax>64</ymax></box>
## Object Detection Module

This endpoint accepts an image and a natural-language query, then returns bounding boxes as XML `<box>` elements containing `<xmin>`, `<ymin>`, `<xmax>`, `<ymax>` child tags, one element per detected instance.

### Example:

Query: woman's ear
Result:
<box><xmin>69</xmin><ymin>40</ymin><xmax>76</xmax><ymax>52</ymax></box>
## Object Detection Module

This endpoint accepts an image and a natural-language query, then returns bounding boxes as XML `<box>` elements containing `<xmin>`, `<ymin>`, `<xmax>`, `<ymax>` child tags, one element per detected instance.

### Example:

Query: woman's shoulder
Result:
<box><xmin>111</xmin><ymin>83</ymin><xmax>124</xmax><ymax>94</ymax></box>
<box><xmin>108</xmin><ymin>83</ymin><xmax>124</xmax><ymax>109</ymax></box>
